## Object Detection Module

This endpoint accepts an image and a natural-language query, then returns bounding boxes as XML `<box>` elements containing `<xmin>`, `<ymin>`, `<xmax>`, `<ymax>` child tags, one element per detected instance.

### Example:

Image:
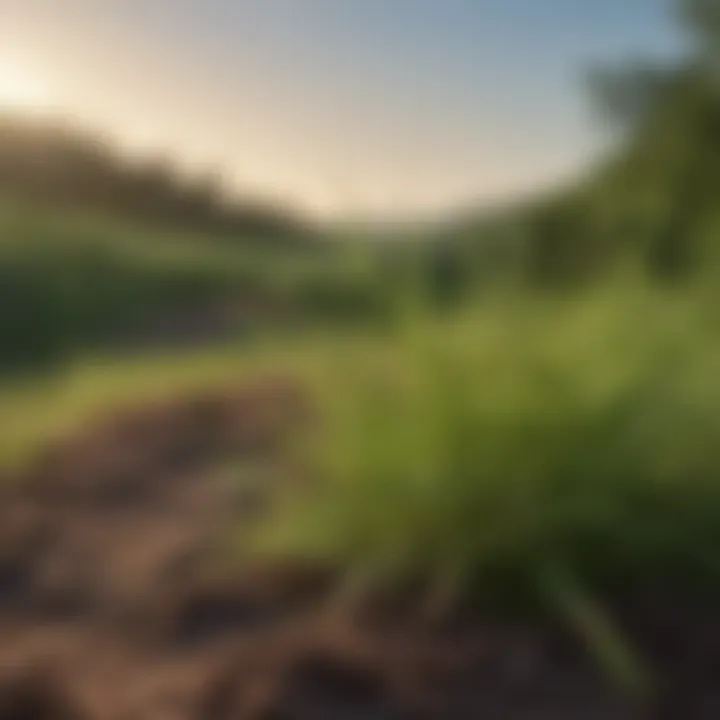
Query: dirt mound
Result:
<box><xmin>0</xmin><ymin>667</ymin><xmax>87</xmax><ymax>720</ymax></box>
<box><xmin>0</xmin><ymin>378</ymin><xmax>309</xmax><ymax>620</ymax></box>
<box><xmin>0</xmin><ymin>378</ymin><xmax>718</xmax><ymax>718</ymax></box>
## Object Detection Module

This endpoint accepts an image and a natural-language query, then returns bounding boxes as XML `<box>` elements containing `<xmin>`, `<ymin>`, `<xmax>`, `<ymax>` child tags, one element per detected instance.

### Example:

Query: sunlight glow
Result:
<box><xmin>0</xmin><ymin>61</ymin><xmax>53</xmax><ymax>111</ymax></box>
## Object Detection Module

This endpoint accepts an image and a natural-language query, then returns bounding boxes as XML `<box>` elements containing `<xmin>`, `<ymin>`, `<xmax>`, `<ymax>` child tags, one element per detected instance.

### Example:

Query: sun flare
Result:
<box><xmin>0</xmin><ymin>62</ymin><xmax>52</xmax><ymax>111</ymax></box>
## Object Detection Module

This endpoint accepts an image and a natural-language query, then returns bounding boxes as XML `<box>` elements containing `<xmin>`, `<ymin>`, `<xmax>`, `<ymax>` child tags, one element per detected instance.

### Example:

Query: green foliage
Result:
<box><xmin>256</xmin><ymin>281</ymin><xmax>720</xmax><ymax>610</ymax></box>
<box><xmin>459</xmin><ymin>0</ymin><xmax>720</xmax><ymax>288</ymax></box>
<box><xmin>0</xmin><ymin>223</ymin><xmax>249</xmax><ymax>369</ymax></box>
<box><xmin>682</xmin><ymin>0</ymin><xmax>720</xmax><ymax>52</ymax></box>
<box><xmin>0</xmin><ymin>203</ymin><xmax>400</xmax><ymax>370</ymax></box>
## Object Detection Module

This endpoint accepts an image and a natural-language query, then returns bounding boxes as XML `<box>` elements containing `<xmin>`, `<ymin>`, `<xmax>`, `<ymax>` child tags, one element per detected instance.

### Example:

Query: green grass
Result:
<box><xmin>0</xmin><ymin>200</ymin><xmax>389</xmax><ymax>370</ymax></box>
<box><xmin>8</xmin><ymin>278</ymin><xmax>720</xmax><ymax>603</ymax></box>
<box><xmin>5</xmin><ymin>273</ymin><xmax>720</xmax><ymax>692</ymax></box>
<box><xmin>247</xmin><ymin>278</ymin><xmax>720</xmax><ymax>689</ymax></box>
<box><xmin>0</xmin><ymin>325</ymin><xmax>391</xmax><ymax>473</ymax></box>
<box><xmin>7</xmin><ymin>275</ymin><xmax>720</xmax><ymax>594</ymax></box>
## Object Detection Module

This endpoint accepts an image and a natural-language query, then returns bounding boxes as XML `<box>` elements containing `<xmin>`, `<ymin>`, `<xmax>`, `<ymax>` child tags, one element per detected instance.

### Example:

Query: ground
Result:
<box><xmin>0</xmin><ymin>380</ymin><xmax>718</xmax><ymax>719</ymax></box>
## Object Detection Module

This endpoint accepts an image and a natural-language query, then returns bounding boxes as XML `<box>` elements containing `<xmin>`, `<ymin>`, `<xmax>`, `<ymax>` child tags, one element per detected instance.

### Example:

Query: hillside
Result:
<box><xmin>4</xmin><ymin>3</ymin><xmax>720</xmax><ymax>718</ymax></box>
<box><xmin>0</xmin><ymin>202</ymin><xmax>388</xmax><ymax>370</ymax></box>
<box><xmin>0</xmin><ymin>112</ymin><xmax>311</xmax><ymax>241</ymax></box>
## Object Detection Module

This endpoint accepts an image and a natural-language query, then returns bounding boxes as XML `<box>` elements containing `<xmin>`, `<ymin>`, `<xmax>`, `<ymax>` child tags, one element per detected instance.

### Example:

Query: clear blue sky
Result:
<box><xmin>0</xmin><ymin>0</ymin><xmax>682</xmax><ymax>217</ymax></box>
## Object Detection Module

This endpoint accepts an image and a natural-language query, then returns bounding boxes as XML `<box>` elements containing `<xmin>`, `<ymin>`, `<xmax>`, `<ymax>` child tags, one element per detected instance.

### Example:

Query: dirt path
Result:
<box><xmin>0</xmin><ymin>380</ymin><xmax>718</xmax><ymax>718</ymax></box>
<box><xmin>0</xmin><ymin>379</ymin><xmax>322</xmax><ymax>719</ymax></box>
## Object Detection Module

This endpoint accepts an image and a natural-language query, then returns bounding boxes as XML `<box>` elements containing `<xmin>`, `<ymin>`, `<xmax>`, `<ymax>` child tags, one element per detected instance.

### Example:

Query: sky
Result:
<box><xmin>0</xmin><ymin>0</ymin><xmax>682</xmax><ymax>219</ymax></box>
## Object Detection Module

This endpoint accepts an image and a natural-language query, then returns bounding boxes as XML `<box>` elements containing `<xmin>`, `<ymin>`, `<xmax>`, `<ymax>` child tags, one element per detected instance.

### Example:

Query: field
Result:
<box><xmin>2</xmin><ymin>26</ymin><xmax>720</xmax><ymax>711</ymax></box>
<box><xmin>3</xmin><ymin>268</ymin><xmax>720</xmax><ymax>715</ymax></box>
<box><xmin>0</xmin><ymin>200</ymin><xmax>390</xmax><ymax>370</ymax></box>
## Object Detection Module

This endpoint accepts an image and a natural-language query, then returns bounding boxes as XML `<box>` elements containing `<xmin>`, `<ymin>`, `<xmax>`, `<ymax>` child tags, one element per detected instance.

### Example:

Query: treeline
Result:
<box><xmin>0</xmin><ymin>113</ymin><xmax>312</xmax><ymax>241</ymax></box>
<box><xmin>0</xmin><ymin>209</ymin><xmax>394</xmax><ymax>371</ymax></box>
<box><xmin>447</xmin><ymin>0</ymin><xmax>720</xmax><ymax>289</ymax></box>
<box><xmin>525</xmin><ymin>65</ymin><xmax>720</xmax><ymax>286</ymax></box>
<box><xmin>525</xmin><ymin>1</ymin><xmax>720</xmax><ymax>285</ymax></box>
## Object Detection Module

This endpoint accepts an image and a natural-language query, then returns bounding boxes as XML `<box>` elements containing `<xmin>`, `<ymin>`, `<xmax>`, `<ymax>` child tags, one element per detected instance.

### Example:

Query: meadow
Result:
<box><xmin>1</xmin><ymin>6</ymin><xmax>720</xmax><ymax>708</ymax></box>
<box><xmin>0</xmin><ymin>199</ymin><xmax>393</xmax><ymax>371</ymax></box>
<box><xmin>4</xmin><ymin>267</ymin><xmax>720</xmax><ymax>695</ymax></box>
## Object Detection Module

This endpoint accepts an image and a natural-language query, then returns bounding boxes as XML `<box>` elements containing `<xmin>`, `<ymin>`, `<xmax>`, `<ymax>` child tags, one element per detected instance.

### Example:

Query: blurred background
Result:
<box><xmin>1</xmin><ymin>1</ymin><xmax>720</xmax><ymax>718</ymax></box>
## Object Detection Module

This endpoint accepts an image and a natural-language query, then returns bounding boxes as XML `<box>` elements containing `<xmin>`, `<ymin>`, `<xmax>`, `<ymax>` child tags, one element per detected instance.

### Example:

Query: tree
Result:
<box><xmin>682</xmin><ymin>0</ymin><xmax>720</xmax><ymax>52</ymax></box>
<box><xmin>588</xmin><ymin>62</ymin><xmax>679</xmax><ymax>132</ymax></box>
